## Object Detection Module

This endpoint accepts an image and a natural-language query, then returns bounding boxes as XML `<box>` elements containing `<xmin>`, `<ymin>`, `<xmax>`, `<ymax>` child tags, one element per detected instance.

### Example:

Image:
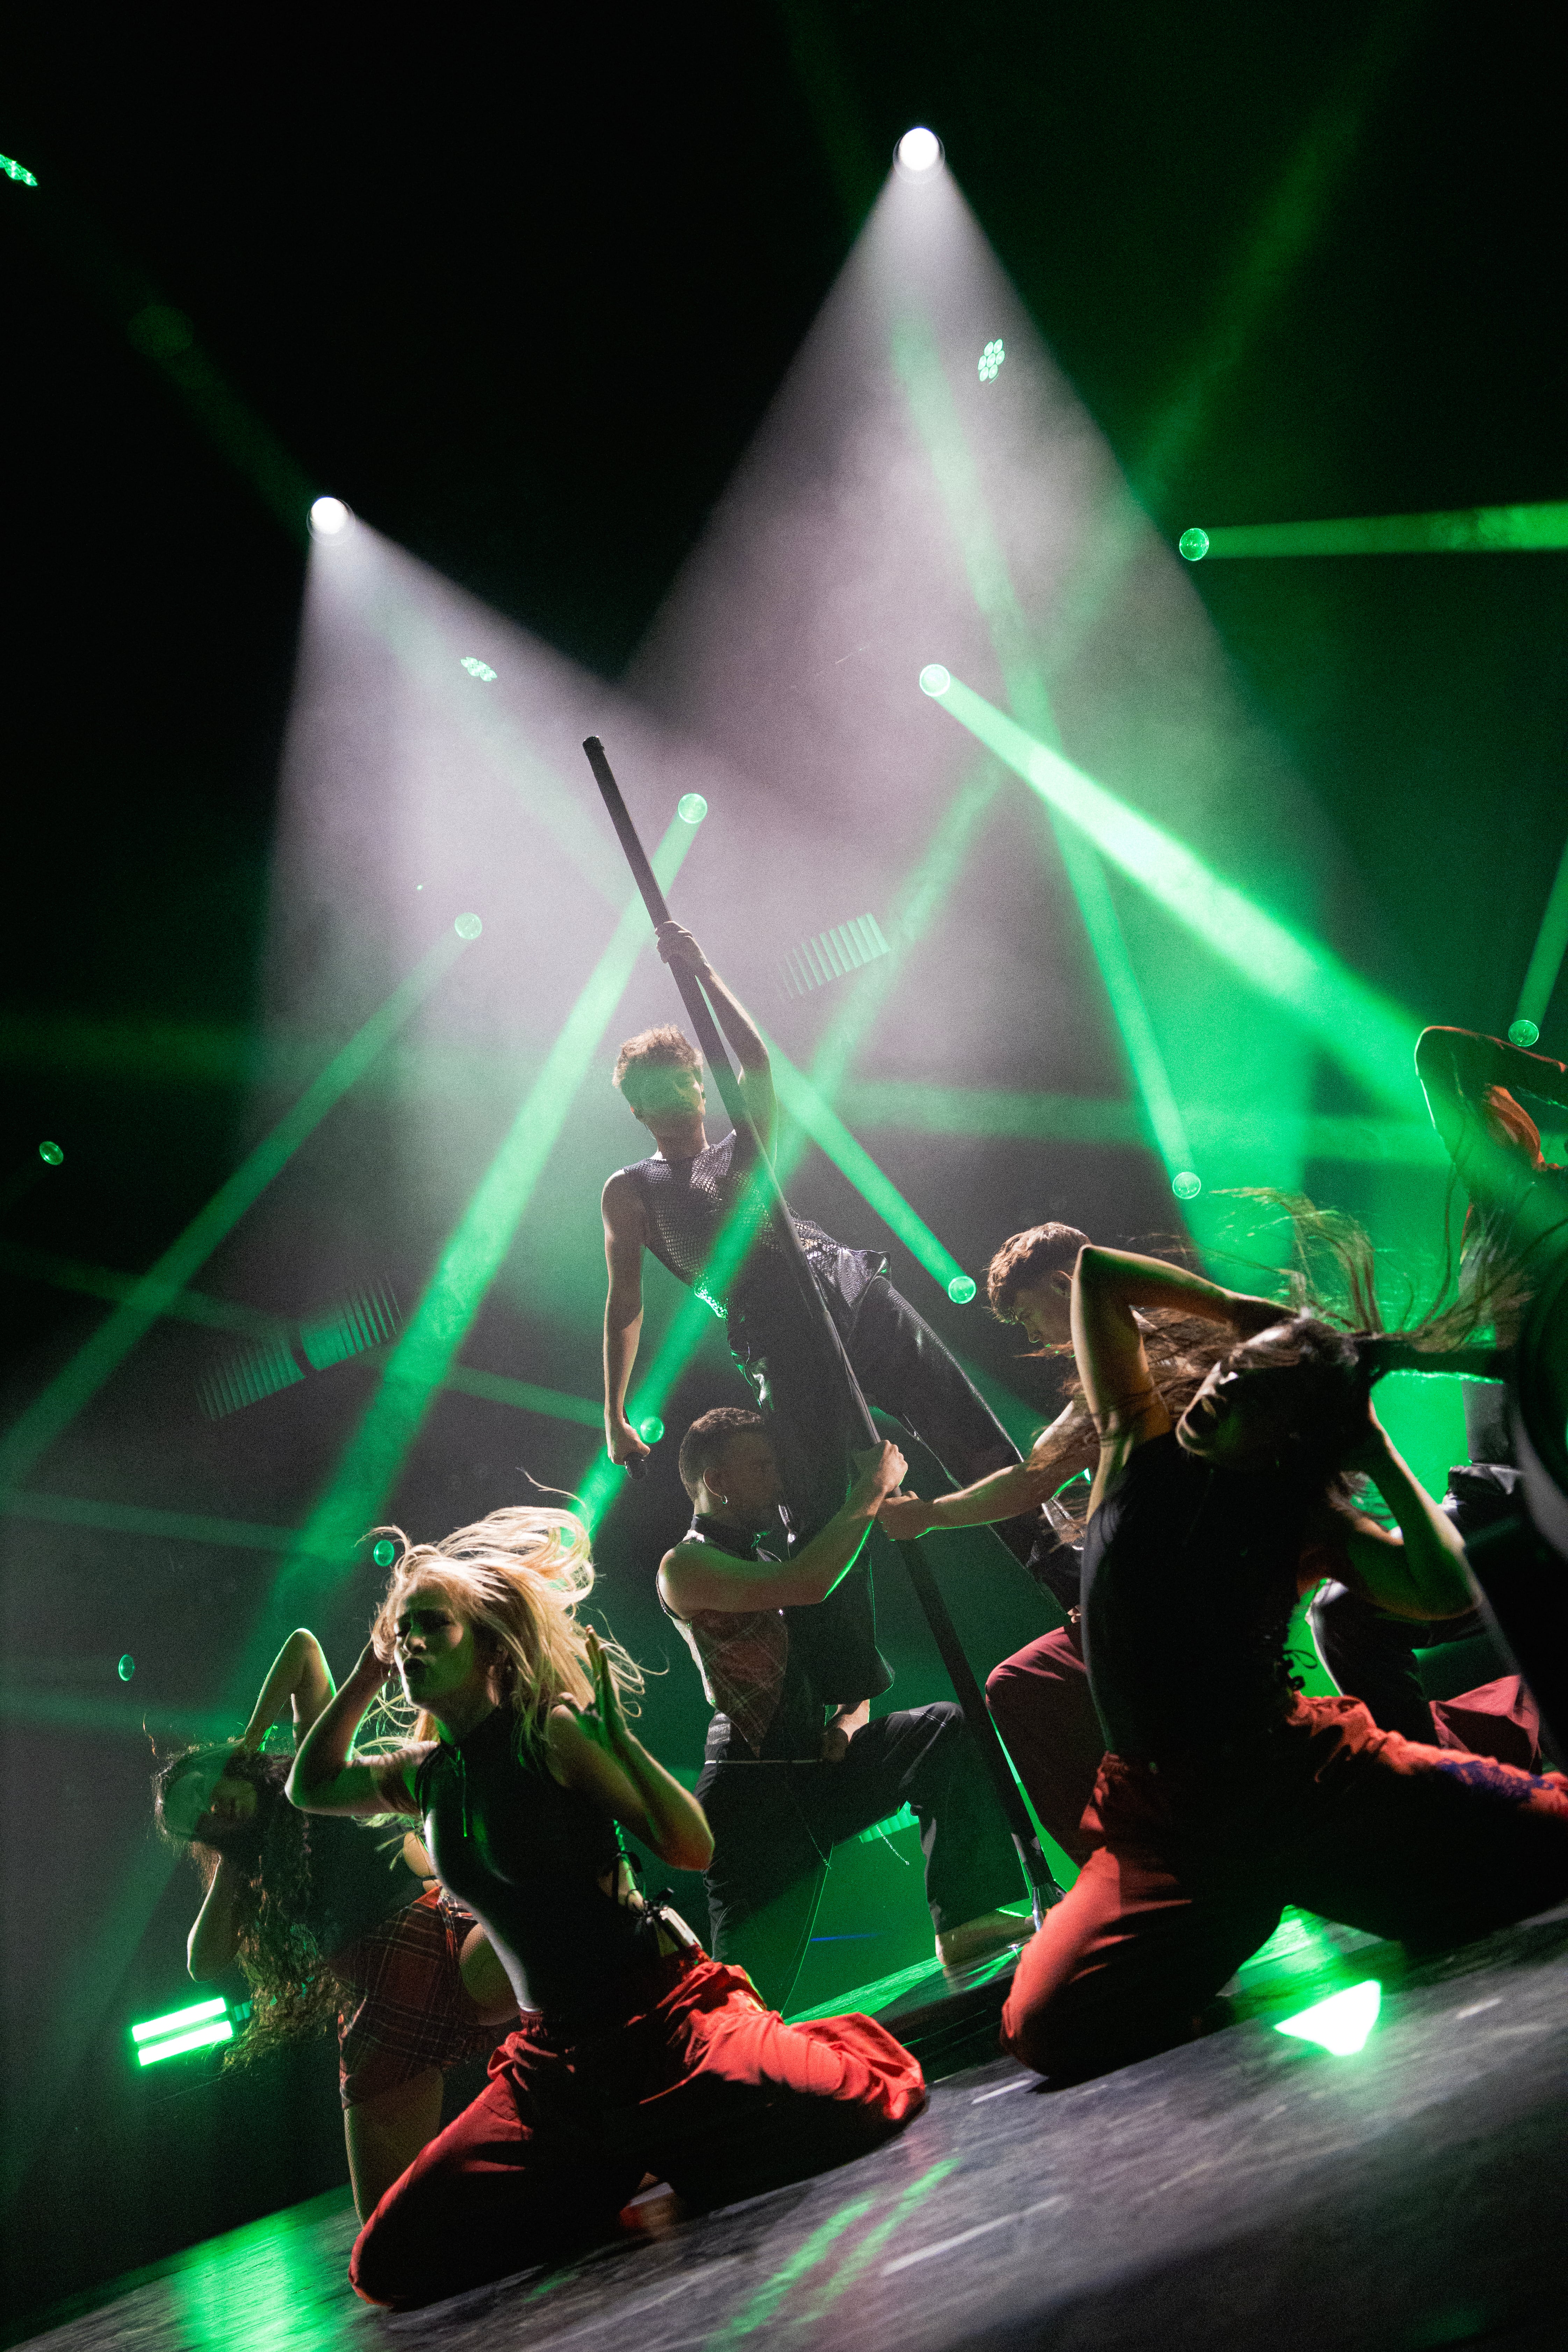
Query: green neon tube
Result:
<box><xmin>130</xmin><ymin>1996</ymin><xmax>226</xmax><ymax>2044</ymax></box>
<box><xmin>269</xmin><ymin>814</ymin><xmax>697</xmax><ymax>1603</ymax></box>
<box><xmin>1180</xmin><ymin>502</ymin><xmax>1568</xmax><ymax>560</ymax></box>
<box><xmin>136</xmin><ymin>2019</ymin><xmax>235</xmax><ymax>2066</ymax></box>
<box><xmin>921</xmin><ymin>669</ymin><xmax>1420</xmax><ymax>1112</ymax></box>
<box><xmin>0</xmin><ymin>930</ymin><xmax>468</xmax><ymax>1491</ymax></box>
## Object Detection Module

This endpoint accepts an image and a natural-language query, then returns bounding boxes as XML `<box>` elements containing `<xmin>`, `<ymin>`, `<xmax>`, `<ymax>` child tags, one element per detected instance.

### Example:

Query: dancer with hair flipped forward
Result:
<box><xmin>156</xmin><ymin>1627</ymin><xmax>516</xmax><ymax>2220</ymax></box>
<box><xmin>994</xmin><ymin>1243</ymin><xmax>1568</xmax><ymax>2083</ymax></box>
<box><xmin>662</xmin><ymin>1408</ymin><xmax>1029</xmax><ymax>2010</ymax></box>
<box><xmin>602</xmin><ymin>922</ymin><xmax>1039</xmax><ymax>1702</ymax></box>
<box><xmin>290</xmin><ymin>1508</ymin><xmax>925</xmax><ymax>2311</ymax></box>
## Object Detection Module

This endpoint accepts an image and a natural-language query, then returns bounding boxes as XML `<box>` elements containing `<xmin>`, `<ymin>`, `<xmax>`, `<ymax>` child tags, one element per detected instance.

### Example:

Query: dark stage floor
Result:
<box><xmin>21</xmin><ymin>1904</ymin><xmax>1568</xmax><ymax>2352</ymax></box>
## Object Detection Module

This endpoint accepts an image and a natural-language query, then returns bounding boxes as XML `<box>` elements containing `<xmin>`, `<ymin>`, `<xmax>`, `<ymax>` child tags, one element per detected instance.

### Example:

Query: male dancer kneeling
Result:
<box><xmin>290</xmin><ymin>1506</ymin><xmax>925</xmax><ymax>2309</ymax></box>
<box><xmin>660</xmin><ymin>1408</ymin><xmax>1028</xmax><ymax>2011</ymax></box>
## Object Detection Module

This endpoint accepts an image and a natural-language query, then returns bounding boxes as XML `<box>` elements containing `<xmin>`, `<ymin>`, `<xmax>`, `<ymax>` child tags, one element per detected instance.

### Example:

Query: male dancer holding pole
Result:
<box><xmin>660</xmin><ymin>1405</ymin><xmax>1028</xmax><ymax>2008</ymax></box>
<box><xmin>601</xmin><ymin>921</ymin><xmax>1040</xmax><ymax>1699</ymax></box>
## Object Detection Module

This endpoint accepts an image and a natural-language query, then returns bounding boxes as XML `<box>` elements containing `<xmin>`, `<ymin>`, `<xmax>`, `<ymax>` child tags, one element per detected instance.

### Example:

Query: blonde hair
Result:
<box><xmin>366</xmin><ymin>1505</ymin><xmax>642</xmax><ymax>1758</ymax></box>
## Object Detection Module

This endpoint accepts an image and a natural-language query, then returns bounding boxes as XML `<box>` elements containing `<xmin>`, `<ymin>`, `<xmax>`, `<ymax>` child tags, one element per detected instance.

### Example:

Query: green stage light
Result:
<box><xmin>638</xmin><ymin>1414</ymin><xmax>665</xmax><ymax>1443</ymax></box>
<box><xmin>117</xmin><ymin>1655</ymin><xmax>135</xmax><ymax>1681</ymax></box>
<box><xmin>1512</xmin><ymin>830</ymin><xmax>1568</xmax><ymax>1047</ymax></box>
<box><xmin>459</xmin><ymin>656</ymin><xmax>497</xmax><ymax>682</ymax></box>
<box><xmin>131</xmin><ymin>1995</ymin><xmax>228</xmax><ymax>2045</ymax></box>
<box><xmin>922</xmin><ymin>669</ymin><xmax>1421</xmax><ymax>1112</ymax></box>
<box><xmin>371</xmin><ymin>1538</ymin><xmax>397</xmax><ymax>1568</ymax></box>
<box><xmin>1172</xmin><ymin>1170</ymin><xmax>1203</xmax><ymax>1200</ymax></box>
<box><xmin>678</xmin><ymin>793</ymin><xmax>709</xmax><ymax>824</ymax></box>
<box><xmin>1509</xmin><ymin>1019</ymin><xmax>1540</xmax><ymax>1048</ymax></box>
<box><xmin>918</xmin><ymin>664</ymin><xmax>951</xmax><ymax>697</ymax></box>
<box><xmin>453</xmin><ymin>912</ymin><xmax>483</xmax><ymax>940</ymax></box>
<box><xmin>264</xmin><ymin>814</ymin><xmax>699</xmax><ymax>1616</ymax></box>
<box><xmin>1</xmin><ymin>153</ymin><xmax>39</xmax><ymax>187</ymax></box>
<box><xmin>978</xmin><ymin>339</ymin><xmax>1005</xmax><ymax>383</ymax></box>
<box><xmin>136</xmin><ymin>2018</ymin><xmax>234</xmax><ymax>2067</ymax></box>
<box><xmin>0</xmin><ymin>932</ymin><xmax>467</xmax><ymax>1493</ymax></box>
<box><xmin>1178</xmin><ymin>527</ymin><xmax>1209</xmax><ymax>561</ymax></box>
<box><xmin>38</xmin><ymin>1140</ymin><xmax>63</xmax><ymax>1165</ymax></box>
<box><xmin>1274</xmin><ymin>1978</ymin><xmax>1381</xmax><ymax>2055</ymax></box>
<box><xmin>1190</xmin><ymin>502</ymin><xmax>1568</xmax><ymax>559</ymax></box>
<box><xmin>947</xmin><ymin>1274</ymin><xmax>977</xmax><ymax>1304</ymax></box>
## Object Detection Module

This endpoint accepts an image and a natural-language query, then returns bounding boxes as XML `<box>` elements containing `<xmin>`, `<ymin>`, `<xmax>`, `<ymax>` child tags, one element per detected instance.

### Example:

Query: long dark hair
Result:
<box><xmin>153</xmin><ymin>1744</ymin><xmax>341</xmax><ymax>2064</ymax></box>
<box><xmin>1035</xmin><ymin>1197</ymin><xmax>1501</xmax><ymax>1533</ymax></box>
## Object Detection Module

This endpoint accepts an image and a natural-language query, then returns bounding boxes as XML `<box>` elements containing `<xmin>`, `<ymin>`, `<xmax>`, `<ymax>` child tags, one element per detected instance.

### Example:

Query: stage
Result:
<box><xmin>20</xmin><ymin>1902</ymin><xmax>1567</xmax><ymax>2352</ymax></box>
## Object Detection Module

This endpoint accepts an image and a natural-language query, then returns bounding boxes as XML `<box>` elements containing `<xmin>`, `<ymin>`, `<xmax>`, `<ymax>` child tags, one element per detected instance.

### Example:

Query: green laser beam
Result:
<box><xmin>0</xmin><ymin>932</ymin><xmax>467</xmax><ymax>1491</ymax></box>
<box><xmin>1181</xmin><ymin>502</ymin><xmax>1568</xmax><ymax>561</ymax></box>
<box><xmin>262</xmin><ymin>816</ymin><xmax>697</xmax><ymax>1620</ymax></box>
<box><xmin>0</xmin><ymin>1488</ymin><xmax>341</xmax><ymax>1558</ymax></box>
<box><xmin>763</xmin><ymin>1035</ymin><xmax>969</xmax><ymax>1295</ymax></box>
<box><xmin>1516</xmin><ymin>828</ymin><xmax>1568</xmax><ymax>1034</ymax></box>
<box><xmin>923</xmin><ymin>670</ymin><xmax>1421</xmax><ymax>1112</ymax></box>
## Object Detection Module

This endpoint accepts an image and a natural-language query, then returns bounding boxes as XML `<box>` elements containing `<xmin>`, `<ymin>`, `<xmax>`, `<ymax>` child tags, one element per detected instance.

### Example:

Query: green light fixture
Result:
<box><xmin>117</xmin><ymin>1654</ymin><xmax>135</xmax><ymax>1681</ymax></box>
<box><xmin>1274</xmin><ymin>1978</ymin><xmax>1381</xmax><ymax>2056</ymax></box>
<box><xmin>978</xmin><ymin>339</ymin><xmax>1005</xmax><ymax>384</ymax></box>
<box><xmin>38</xmin><ymin>1140</ymin><xmax>64</xmax><ymax>1165</ymax></box>
<box><xmin>1172</xmin><ymin>1170</ymin><xmax>1202</xmax><ymax>1200</ymax></box>
<box><xmin>1178</xmin><ymin>528</ymin><xmax>1210</xmax><ymax>561</ymax></box>
<box><xmin>1509</xmin><ymin>1018</ymin><xmax>1540</xmax><ymax>1048</ymax></box>
<box><xmin>678</xmin><ymin>793</ymin><xmax>709</xmax><ymax>824</ymax></box>
<box><xmin>947</xmin><ymin>1274</ymin><xmax>977</xmax><ymax>1303</ymax></box>
<box><xmin>919</xmin><ymin>664</ymin><xmax>951</xmax><ymax>697</ymax></box>
<box><xmin>130</xmin><ymin>1996</ymin><xmax>233</xmax><ymax>2067</ymax></box>
<box><xmin>453</xmin><ymin>913</ymin><xmax>483</xmax><ymax>940</ymax></box>
<box><xmin>1</xmin><ymin>153</ymin><xmax>39</xmax><ymax>187</ymax></box>
<box><xmin>371</xmin><ymin>1538</ymin><xmax>397</xmax><ymax>1568</ymax></box>
<box><xmin>638</xmin><ymin>1414</ymin><xmax>665</xmax><ymax>1444</ymax></box>
<box><xmin>459</xmin><ymin>657</ymin><xmax>497</xmax><ymax>682</ymax></box>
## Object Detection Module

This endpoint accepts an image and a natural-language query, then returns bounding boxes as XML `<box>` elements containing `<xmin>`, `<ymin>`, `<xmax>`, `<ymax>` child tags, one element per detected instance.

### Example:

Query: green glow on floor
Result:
<box><xmin>922</xmin><ymin>669</ymin><xmax>1421</xmax><ymax>1112</ymax></box>
<box><xmin>1188</xmin><ymin>502</ymin><xmax>1568</xmax><ymax>559</ymax></box>
<box><xmin>0</xmin><ymin>930</ymin><xmax>468</xmax><ymax>1491</ymax></box>
<box><xmin>1274</xmin><ymin>1978</ymin><xmax>1381</xmax><ymax>2055</ymax></box>
<box><xmin>798</xmin><ymin>2158</ymin><xmax>963</xmax><ymax>2320</ymax></box>
<box><xmin>706</xmin><ymin>2194</ymin><xmax>879</xmax><ymax>2345</ymax></box>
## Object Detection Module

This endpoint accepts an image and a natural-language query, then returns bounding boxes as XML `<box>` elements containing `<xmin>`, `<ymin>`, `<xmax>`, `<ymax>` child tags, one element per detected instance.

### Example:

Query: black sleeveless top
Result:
<box><xmin>413</xmin><ymin>1707</ymin><xmax>647</xmax><ymax>2020</ymax></box>
<box><xmin>616</xmin><ymin>1131</ymin><xmax>884</xmax><ymax>1342</ymax></box>
<box><xmin>659</xmin><ymin>1516</ymin><xmax>827</xmax><ymax>1763</ymax></box>
<box><xmin>1081</xmin><ymin>1433</ymin><xmax>1301</xmax><ymax>1761</ymax></box>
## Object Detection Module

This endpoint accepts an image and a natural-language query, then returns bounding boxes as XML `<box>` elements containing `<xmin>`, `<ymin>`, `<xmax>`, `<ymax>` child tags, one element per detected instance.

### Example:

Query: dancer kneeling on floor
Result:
<box><xmin>289</xmin><ymin>1506</ymin><xmax>926</xmax><ymax>2310</ymax></box>
<box><xmin>998</xmin><ymin>1241</ymin><xmax>1568</xmax><ymax>2084</ymax></box>
<box><xmin>662</xmin><ymin>1408</ymin><xmax>1028</xmax><ymax>2013</ymax></box>
<box><xmin>156</xmin><ymin>1627</ymin><xmax>516</xmax><ymax>2221</ymax></box>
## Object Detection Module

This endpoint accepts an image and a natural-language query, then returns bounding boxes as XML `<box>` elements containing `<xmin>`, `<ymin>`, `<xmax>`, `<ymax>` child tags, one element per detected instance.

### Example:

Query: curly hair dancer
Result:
<box><xmin>291</xmin><ymin>1502</ymin><xmax>926</xmax><ymax>2310</ymax></box>
<box><xmin>156</xmin><ymin>1627</ymin><xmax>514</xmax><ymax>2219</ymax></box>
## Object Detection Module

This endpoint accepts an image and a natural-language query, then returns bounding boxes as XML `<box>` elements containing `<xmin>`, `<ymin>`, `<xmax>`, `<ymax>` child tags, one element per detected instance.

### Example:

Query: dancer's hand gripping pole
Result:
<box><xmin>582</xmin><ymin>737</ymin><xmax>1059</xmax><ymax>1921</ymax></box>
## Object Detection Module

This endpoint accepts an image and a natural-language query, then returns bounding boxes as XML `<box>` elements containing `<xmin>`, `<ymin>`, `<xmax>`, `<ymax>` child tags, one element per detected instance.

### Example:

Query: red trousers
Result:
<box><xmin>986</xmin><ymin>1622</ymin><xmax>1105</xmax><ymax>1867</ymax></box>
<box><xmin>1002</xmin><ymin>1693</ymin><xmax>1568</xmax><ymax>2083</ymax></box>
<box><xmin>351</xmin><ymin>1949</ymin><xmax>926</xmax><ymax>2308</ymax></box>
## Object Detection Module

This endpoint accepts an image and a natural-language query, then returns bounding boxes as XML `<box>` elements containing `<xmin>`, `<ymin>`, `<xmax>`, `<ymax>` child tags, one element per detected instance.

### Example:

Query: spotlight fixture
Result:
<box><xmin>38</xmin><ymin>1140</ymin><xmax>64</xmax><ymax>1165</ymax></box>
<box><xmin>460</xmin><ymin>656</ymin><xmax>497</xmax><ymax>682</ymax></box>
<box><xmin>308</xmin><ymin>495</ymin><xmax>352</xmax><ymax>539</ymax></box>
<box><xmin>372</xmin><ymin>1538</ymin><xmax>398</xmax><ymax>1568</ymax></box>
<box><xmin>978</xmin><ymin>339</ymin><xmax>1005</xmax><ymax>383</ymax></box>
<box><xmin>0</xmin><ymin>153</ymin><xmax>39</xmax><ymax>187</ymax></box>
<box><xmin>947</xmin><ymin>1274</ymin><xmax>977</xmax><ymax>1304</ymax></box>
<box><xmin>117</xmin><ymin>1654</ymin><xmax>135</xmax><ymax>1681</ymax></box>
<box><xmin>1178</xmin><ymin>528</ymin><xmax>1210</xmax><ymax>562</ymax></box>
<box><xmin>454</xmin><ymin>912</ymin><xmax>483</xmax><ymax>940</ymax></box>
<box><xmin>1509</xmin><ymin>1018</ymin><xmax>1540</xmax><ymax>1048</ymax></box>
<box><xmin>677</xmin><ymin>793</ymin><xmax>709</xmax><ymax>825</ymax></box>
<box><xmin>919</xmin><ymin>663</ymin><xmax>951</xmax><ymax>697</ymax></box>
<box><xmin>895</xmin><ymin>126</ymin><xmax>943</xmax><ymax>175</ymax></box>
<box><xmin>1172</xmin><ymin>1170</ymin><xmax>1203</xmax><ymax>1200</ymax></box>
<box><xmin>638</xmin><ymin>1414</ymin><xmax>665</xmax><ymax>1443</ymax></box>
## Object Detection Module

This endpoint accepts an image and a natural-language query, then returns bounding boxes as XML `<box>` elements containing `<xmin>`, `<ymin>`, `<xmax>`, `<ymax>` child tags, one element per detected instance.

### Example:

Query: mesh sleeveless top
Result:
<box><xmin>616</xmin><ymin>1130</ymin><xmax>884</xmax><ymax>1332</ymax></box>
<box><xmin>660</xmin><ymin>1517</ymin><xmax>826</xmax><ymax>1761</ymax></box>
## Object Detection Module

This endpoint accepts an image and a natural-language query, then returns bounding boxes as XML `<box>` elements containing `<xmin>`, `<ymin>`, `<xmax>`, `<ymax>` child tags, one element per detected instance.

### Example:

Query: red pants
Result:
<box><xmin>351</xmin><ymin>1949</ymin><xmax>926</xmax><ymax>2308</ymax></box>
<box><xmin>986</xmin><ymin>1623</ymin><xmax>1105</xmax><ymax>1867</ymax></box>
<box><xmin>1002</xmin><ymin>1692</ymin><xmax>1568</xmax><ymax>2083</ymax></box>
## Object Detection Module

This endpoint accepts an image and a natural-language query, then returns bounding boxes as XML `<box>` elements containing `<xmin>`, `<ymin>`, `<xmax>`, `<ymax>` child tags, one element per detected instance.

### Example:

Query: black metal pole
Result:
<box><xmin>583</xmin><ymin>736</ymin><xmax>1059</xmax><ymax>1919</ymax></box>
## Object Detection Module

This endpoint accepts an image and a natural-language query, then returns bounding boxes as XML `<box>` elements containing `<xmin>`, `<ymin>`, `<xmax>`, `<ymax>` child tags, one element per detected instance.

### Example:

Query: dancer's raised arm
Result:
<box><xmin>656</xmin><ymin>922</ymin><xmax>775</xmax><ymax>1145</ymax></box>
